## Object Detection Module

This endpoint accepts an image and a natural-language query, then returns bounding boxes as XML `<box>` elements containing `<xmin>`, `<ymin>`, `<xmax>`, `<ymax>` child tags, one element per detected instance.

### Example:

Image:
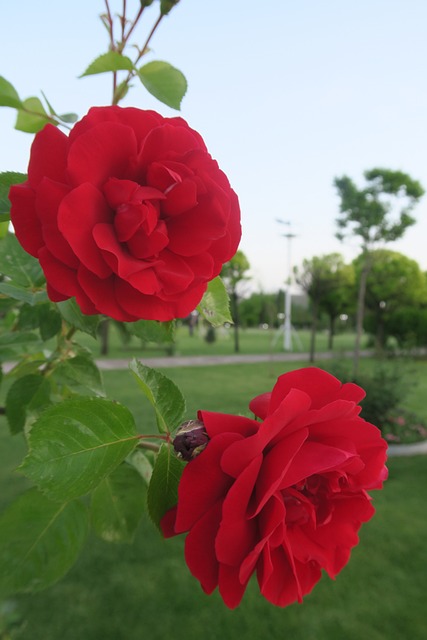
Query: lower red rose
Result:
<box><xmin>9</xmin><ymin>106</ymin><xmax>241</xmax><ymax>322</ymax></box>
<box><xmin>161</xmin><ymin>367</ymin><xmax>388</xmax><ymax>608</ymax></box>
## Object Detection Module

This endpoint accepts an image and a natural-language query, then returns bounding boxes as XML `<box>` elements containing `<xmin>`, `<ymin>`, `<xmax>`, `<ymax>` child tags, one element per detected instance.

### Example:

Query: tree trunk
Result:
<box><xmin>99</xmin><ymin>319</ymin><xmax>110</xmax><ymax>356</ymax></box>
<box><xmin>232</xmin><ymin>291</ymin><xmax>240</xmax><ymax>353</ymax></box>
<box><xmin>353</xmin><ymin>253</ymin><xmax>372</xmax><ymax>377</ymax></box>
<box><xmin>328</xmin><ymin>315</ymin><xmax>335</xmax><ymax>351</ymax></box>
<box><xmin>309</xmin><ymin>300</ymin><xmax>318</xmax><ymax>363</ymax></box>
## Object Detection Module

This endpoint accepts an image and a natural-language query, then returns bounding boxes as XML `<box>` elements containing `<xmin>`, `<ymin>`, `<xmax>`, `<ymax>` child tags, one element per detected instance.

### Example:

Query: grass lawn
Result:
<box><xmin>1</xmin><ymin>361</ymin><xmax>426</xmax><ymax>639</ymax></box>
<box><xmin>81</xmin><ymin>324</ymin><xmax>368</xmax><ymax>358</ymax></box>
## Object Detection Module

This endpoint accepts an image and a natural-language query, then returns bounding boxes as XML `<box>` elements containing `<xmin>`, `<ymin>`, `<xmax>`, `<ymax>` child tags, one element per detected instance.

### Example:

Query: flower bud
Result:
<box><xmin>173</xmin><ymin>420</ymin><xmax>209</xmax><ymax>461</ymax></box>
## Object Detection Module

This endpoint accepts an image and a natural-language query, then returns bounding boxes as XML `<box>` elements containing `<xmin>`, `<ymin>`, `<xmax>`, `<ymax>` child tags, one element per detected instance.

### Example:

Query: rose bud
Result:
<box><xmin>173</xmin><ymin>420</ymin><xmax>209</xmax><ymax>461</ymax></box>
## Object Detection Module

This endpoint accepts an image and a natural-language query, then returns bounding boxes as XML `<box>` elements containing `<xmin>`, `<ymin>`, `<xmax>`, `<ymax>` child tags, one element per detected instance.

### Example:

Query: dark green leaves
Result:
<box><xmin>6</xmin><ymin>375</ymin><xmax>51</xmax><ymax>435</ymax></box>
<box><xmin>15</xmin><ymin>97</ymin><xmax>51</xmax><ymax>134</ymax></box>
<box><xmin>197</xmin><ymin>277</ymin><xmax>232</xmax><ymax>327</ymax></box>
<box><xmin>0</xmin><ymin>489</ymin><xmax>88</xmax><ymax>596</ymax></box>
<box><xmin>138</xmin><ymin>61</ymin><xmax>187</xmax><ymax>110</ymax></box>
<box><xmin>147</xmin><ymin>444</ymin><xmax>184</xmax><ymax>529</ymax></box>
<box><xmin>91</xmin><ymin>463</ymin><xmax>147</xmax><ymax>543</ymax></box>
<box><xmin>57</xmin><ymin>298</ymin><xmax>100</xmax><ymax>338</ymax></box>
<box><xmin>20</xmin><ymin>398</ymin><xmax>139</xmax><ymax>502</ymax></box>
<box><xmin>0</xmin><ymin>233</ymin><xmax>46</xmax><ymax>304</ymax></box>
<box><xmin>125</xmin><ymin>319</ymin><xmax>175</xmax><ymax>344</ymax></box>
<box><xmin>130</xmin><ymin>359</ymin><xmax>185</xmax><ymax>433</ymax></box>
<box><xmin>0</xmin><ymin>172</ymin><xmax>26</xmax><ymax>216</ymax></box>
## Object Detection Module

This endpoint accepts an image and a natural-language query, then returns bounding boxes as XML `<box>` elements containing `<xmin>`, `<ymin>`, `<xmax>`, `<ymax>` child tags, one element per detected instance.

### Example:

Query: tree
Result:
<box><xmin>294</xmin><ymin>253</ymin><xmax>351</xmax><ymax>362</ymax></box>
<box><xmin>221</xmin><ymin>250</ymin><xmax>251</xmax><ymax>352</ymax></box>
<box><xmin>318</xmin><ymin>258</ymin><xmax>355</xmax><ymax>349</ymax></box>
<box><xmin>354</xmin><ymin>249</ymin><xmax>427</xmax><ymax>350</ymax></box>
<box><xmin>334</xmin><ymin>168</ymin><xmax>424</xmax><ymax>374</ymax></box>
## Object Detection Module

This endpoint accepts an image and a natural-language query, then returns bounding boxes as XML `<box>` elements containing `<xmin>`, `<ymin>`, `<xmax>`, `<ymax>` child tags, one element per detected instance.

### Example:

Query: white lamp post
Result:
<box><xmin>276</xmin><ymin>219</ymin><xmax>296</xmax><ymax>351</ymax></box>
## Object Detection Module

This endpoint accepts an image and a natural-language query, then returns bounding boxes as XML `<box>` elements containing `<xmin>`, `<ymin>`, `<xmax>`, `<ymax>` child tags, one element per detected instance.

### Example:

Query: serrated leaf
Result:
<box><xmin>0</xmin><ymin>172</ymin><xmax>27</xmax><ymax>215</ymax></box>
<box><xmin>147</xmin><ymin>444</ymin><xmax>184</xmax><ymax>530</ymax></box>
<box><xmin>0</xmin><ymin>76</ymin><xmax>22</xmax><ymax>109</ymax></box>
<box><xmin>80</xmin><ymin>52</ymin><xmax>134</xmax><ymax>77</ymax></box>
<box><xmin>37</xmin><ymin>304</ymin><xmax>62</xmax><ymax>341</ymax></box>
<box><xmin>0</xmin><ymin>233</ymin><xmax>45</xmax><ymax>288</ymax></box>
<box><xmin>52</xmin><ymin>354</ymin><xmax>105</xmax><ymax>396</ymax></box>
<box><xmin>57</xmin><ymin>299</ymin><xmax>100</xmax><ymax>338</ymax></box>
<box><xmin>124</xmin><ymin>319</ymin><xmax>175</xmax><ymax>344</ymax></box>
<box><xmin>20</xmin><ymin>397</ymin><xmax>139</xmax><ymax>502</ymax></box>
<box><xmin>127</xmin><ymin>449</ymin><xmax>153</xmax><ymax>485</ymax></box>
<box><xmin>15</xmin><ymin>97</ymin><xmax>52</xmax><ymax>134</ymax></box>
<box><xmin>197</xmin><ymin>276</ymin><xmax>232</xmax><ymax>327</ymax></box>
<box><xmin>0</xmin><ymin>489</ymin><xmax>88</xmax><ymax>596</ymax></box>
<box><xmin>6</xmin><ymin>374</ymin><xmax>51</xmax><ymax>435</ymax></box>
<box><xmin>129</xmin><ymin>359</ymin><xmax>185</xmax><ymax>434</ymax></box>
<box><xmin>91</xmin><ymin>463</ymin><xmax>147</xmax><ymax>543</ymax></box>
<box><xmin>138</xmin><ymin>61</ymin><xmax>187</xmax><ymax>110</ymax></box>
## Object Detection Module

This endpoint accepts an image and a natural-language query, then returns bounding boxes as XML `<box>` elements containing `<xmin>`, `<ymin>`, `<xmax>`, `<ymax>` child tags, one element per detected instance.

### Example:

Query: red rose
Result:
<box><xmin>9</xmin><ymin>107</ymin><xmax>241</xmax><ymax>321</ymax></box>
<box><xmin>161</xmin><ymin>367</ymin><xmax>388</xmax><ymax>608</ymax></box>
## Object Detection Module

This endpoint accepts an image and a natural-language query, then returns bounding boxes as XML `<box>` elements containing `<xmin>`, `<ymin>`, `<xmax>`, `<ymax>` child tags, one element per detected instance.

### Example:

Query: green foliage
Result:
<box><xmin>138</xmin><ymin>61</ymin><xmax>187</xmax><ymax>110</ymax></box>
<box><xmin>0</xmin><ymin>171</ymin><xmax>26</xmax><ymax>216</ymax></box>
<box><xmin>197</xmin><ymin>276</ymin><xmax>232</xmax><ymax>327</ymax></box>
<box><xmin>51</xmin><ymin>353</ymin><xmax>105</xmax><ymax>397</ymax></box>
<box><xmin>147</xmin><ymin>443</ymin><xmax>185</xmax><ymax>530</ymax></box>
<box><xmin>125</xmin><ymin>319</ymin><xmax>175</xmax><ymax>344</ymax></box>
<box><xmin>0</xmin><ymin>489</ymin><xmax>88</xmax><ymax>596</ymax></box>
<box><xmin>91</xmin><ymin>462</ymin><xmax>147</xmax><ymax>543</ymax></box>
<box><xmin>20</xmin><ymin>398</ymin><xmax>139</xmax><ymax>502</ymax></box>
<box><xmin>57</xmin><ymin>299</ymin><xmax>100</xmax><ymax>338</ymax></box>
<box><xmin>0</xmin><ymin>76</ymin><xmax>22</xmax><ymax>109</ymax></box>
<box><xmin>6</xmin><ymin>374</ymin><xmax>51</xmax><ymax>435</ymax></box>
<box><xmin>15</xmin><ymin>97</ymin><xmax>52</xmax><ymax>133</ymax></box>
<box><xmin>129</xmin><ymin>359</ymin><xmax>185</xmax><ymax>433</ymax></box>
<box><xmin>80</xmin><ymin>52</ymin><xmax>135</xmax><ymax>77</ymax></box>
<box><xmin>0</xmin><ymin>233</ymin><xmax>46</xmax><ymax>303</ymax></box>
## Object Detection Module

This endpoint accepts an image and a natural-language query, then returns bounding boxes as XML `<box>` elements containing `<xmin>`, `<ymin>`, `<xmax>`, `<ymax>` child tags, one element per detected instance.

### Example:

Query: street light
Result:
<box><xmin>276</xmin><ymin>219</ymin><xmax>296</xmax><ymax>351</ymax></box>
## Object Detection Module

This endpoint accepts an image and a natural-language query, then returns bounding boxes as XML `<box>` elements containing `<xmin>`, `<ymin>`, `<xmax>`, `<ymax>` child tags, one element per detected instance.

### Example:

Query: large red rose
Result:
<box><xmin>161</xmin><ymin>367</ymin><xmax>388</xmax><ymax>608</ymax></box>
<box><xmin>9</xmin><ymin>107</ymin><xmax>241</xmax><ymax>321</ymax></box>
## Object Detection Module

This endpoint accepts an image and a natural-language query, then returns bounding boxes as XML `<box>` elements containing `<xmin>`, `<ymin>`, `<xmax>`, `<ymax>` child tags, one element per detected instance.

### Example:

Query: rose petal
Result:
<box><xmin>58</xmin><ymin>183</ymin><xmax>112</xmax><ymax>278</ymax></box>
<box><xmin>27</xmin><ymin>124</ymin><xmax>68</xmax><ymax>188</ymax></box>
<box><xmin>9</xmin><ymin>184</ymin><xmax>43</xmax><ymax>257</ymax></box>
<box><xmin>184</xmin><ymin>501</ymin><xmax>222</xmax><ymax>595</ymax></box>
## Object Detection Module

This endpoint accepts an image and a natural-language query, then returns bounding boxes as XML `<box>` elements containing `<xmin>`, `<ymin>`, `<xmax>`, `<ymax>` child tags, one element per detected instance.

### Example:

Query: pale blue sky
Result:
<box><xmin>1</xmin><ymin>0</ymin><xmax>427</xmax><ymax>291</ymax></box>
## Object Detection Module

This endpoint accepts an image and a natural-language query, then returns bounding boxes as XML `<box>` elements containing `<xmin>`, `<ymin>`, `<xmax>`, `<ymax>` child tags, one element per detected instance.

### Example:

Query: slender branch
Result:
<box><xmin>123</xmin><ymin>5</ymin><xmax>145</xmax><ymax>44</ymax></box>
<box><xmin>104</xmin><ymin>0</ymin><xmax>117</xmax><ymax>102</ymax></box>
<box><xmin>121</xmin><ymin>0</ymin><xmax>127</xmax><ymax>43</ymax></box>
<box><xmin>136</xmin><ymin>13</ymin><xmax>164</xmax><ymax>65</ymax></box>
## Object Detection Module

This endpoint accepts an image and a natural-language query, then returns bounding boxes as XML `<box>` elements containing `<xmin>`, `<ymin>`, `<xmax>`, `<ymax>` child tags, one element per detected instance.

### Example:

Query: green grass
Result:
<box><xmin>81</xmin><ymin>324</ymin><xmax>366</xmax><ymax>358</ymax></box>
<box><xmin>1</xmin><ymin>361</ymin><xmax>427</xmax><ymax>639</ymax></box>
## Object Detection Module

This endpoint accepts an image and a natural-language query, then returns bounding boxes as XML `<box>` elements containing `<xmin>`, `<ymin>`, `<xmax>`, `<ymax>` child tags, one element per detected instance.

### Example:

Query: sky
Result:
<box><xmin>1</xmin><ymin>0</ymin><xmax>427</xmax><ymax>293</ymax></box>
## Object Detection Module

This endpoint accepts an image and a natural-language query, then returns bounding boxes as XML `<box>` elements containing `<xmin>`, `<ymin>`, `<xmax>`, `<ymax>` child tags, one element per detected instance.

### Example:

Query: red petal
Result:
<box><xmin>160</xmin><ymin>506</ymin><xmax>178</xmax><ymax>538</ymax></box>
<box><xmin>58</xmin><ymin>183</ymin><xmax>112</xmax><ymax>278</ymax></box>
<box><xmin>38</xmin><ymin>247</ymin><xmax>79</xmax><ymax>298</ymax></box>
<box><xmin>9</xmin><ymin>183</ymin><xmax>43</xmax><ymax>257</ymax></box>
<box><xmin>218</xmin><ymin>564</ymin><xmax>248</xmax><ymax>609</ymax></box>
<box><xmin>77</xmin><ymin>267</ymin><xmax>138</xmax><ymax>322</ymax></box>
<box><xmin>67</xmin><ymin>122</ymin><xmax>138</xmax><ymax>188</ymax></box>
<box><xmin>27</xmin><ymin>124</ymin><xmax>68</xmax><ymax>188</ymax></box>
<box><xmin>199</xmin><ymin>411</ymin><xmax>258</xmax><ymax>439</ymax></box>
<box><xmin>35</xmin><ymin>178</ymin><xmax>77</xmax><ymax>268</ymax></box>
<box><xmin>174</xmin><ymin>432</ymin><xmax>241</xmax><ymax>533</ymax></box>
<box><xmin>184</xmin><ymin>501</ymin><xmax>222</xmax><ymax>595</ymax></box>
<box><xmin>249</xmin><ymin>392</ymin><xmax>271</xmax><ymax>419</ymax></box>
<box><xmin>138</xmin><ymin>123</ymin><xmax>204</xmax><ymax>168</ymax></box>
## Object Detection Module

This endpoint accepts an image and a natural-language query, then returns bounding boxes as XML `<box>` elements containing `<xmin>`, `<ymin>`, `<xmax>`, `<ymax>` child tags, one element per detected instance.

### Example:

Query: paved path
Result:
<box><xmin>96</xmin><ymin>349</ymin><xmax>373</xmax><ymax>370</ymax></box>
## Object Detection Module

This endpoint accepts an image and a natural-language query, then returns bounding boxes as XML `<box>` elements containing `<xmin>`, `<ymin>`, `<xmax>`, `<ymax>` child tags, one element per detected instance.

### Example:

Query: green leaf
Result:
<box><xmin>52</xmin><ymin>354</ymin><xmax>105</xmax><ymax>396</ymax></box>
<box><xmin>6</xmin><ymin>374</ymin><xmax>51</xmax><ymax>435</ymax></box>
<box><xmin>138</xmin><ymin>61</ymin><xmax>187</xmax><ymax>110</ymax></box>
<box><xmin>91</xmin><ymin>463</ymin><xmax>147</xmax><ymax>543</ymax></box>
<box><xmin>0</xmin><ymin>489</ymin><xmax>88</xmax><ymax>596</ymax></box>
<box><xmin>147</xmin><ymin>443</ymin><xmax>184</xmax><ymax>530</ymax></box>
<box><xmin>0</xmin><ymin>282</ymin><xmax>47</xmax><ymax>305</ymax></box>
<box><xmin>197</xmin><ymin>276</ymin><xmax>232</xmax><ymax>327</ymax></box>
<box><xmin>0</xmin><ymin>233</ymin><xmax>45</xmax><ymax>288</ymax></box>
<box><xmin>37</xmin><ymin>304</ymin><xmax>62</xmax><ymax>341</ymax></box>
<box><xmin>129</xmin><ymin>359</ymin><xmax>185</xmax><ymax>434</ymax></box>
<box><xmin>20</xmin><ymin>397</ymin><xmax>139</xmax><ymax>502</ymax></box>
<box><xmin>124</xmin><ymin>319</ymin><xmax>175</xmax><ymax>344</ymax></box>
<box><xmin>57</xmin><ymin>298</ymin><xmax>100</xmax><ymax>338</ymax></box>
<box><xmin>57</xmin><ymin>112</ymin><xmax>78</xmax><ymax>123</ymax></box>
<box><xmin>0</xmin><ymin>172</ymin><xmax>26</xmax><ymax>215</ymax></box>
<box><xmin>15</xmin><ymin>97</ymin><xmax>52</xmax><ymax>134</ymax></box>
<box><xmin>0</xmin><ymin>76</ymin><xmax>22</xmax><ymax>109</ymax></box>
<box><xmin>127</xmin><ymin>449</ymin><xmax>153</xmax><ymax>485</ymax></box>
<box><xmin>80</xmin><ymin>52</ymin><xmax>134</xmax><ymax>77</ymax></box>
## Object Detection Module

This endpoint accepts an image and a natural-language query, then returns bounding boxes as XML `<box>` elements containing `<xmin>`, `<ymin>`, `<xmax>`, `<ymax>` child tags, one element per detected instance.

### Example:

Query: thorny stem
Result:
<box><xmin>137</xmin><ymin>433</ymin><xmax>171</xmax><ymax>453</ymax></box>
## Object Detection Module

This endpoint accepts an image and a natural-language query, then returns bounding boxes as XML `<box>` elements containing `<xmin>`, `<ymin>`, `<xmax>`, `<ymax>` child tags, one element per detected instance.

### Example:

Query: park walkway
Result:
<box><xmin>96</xmin><ymin>349</ymin><xmax>374</xmax><ymax>370</ymax></box>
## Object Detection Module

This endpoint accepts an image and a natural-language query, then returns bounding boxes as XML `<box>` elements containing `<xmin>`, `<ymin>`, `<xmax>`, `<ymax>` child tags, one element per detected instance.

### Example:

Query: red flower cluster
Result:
<box><xmin>162</xmin><ymin>367</ymin><xmax>388</xmax><ymax>608</ymax></box>
<box><xmin>10</xmin><ymin>107</ymin><xmax>241</xmax><ymax>322</ymax></box>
